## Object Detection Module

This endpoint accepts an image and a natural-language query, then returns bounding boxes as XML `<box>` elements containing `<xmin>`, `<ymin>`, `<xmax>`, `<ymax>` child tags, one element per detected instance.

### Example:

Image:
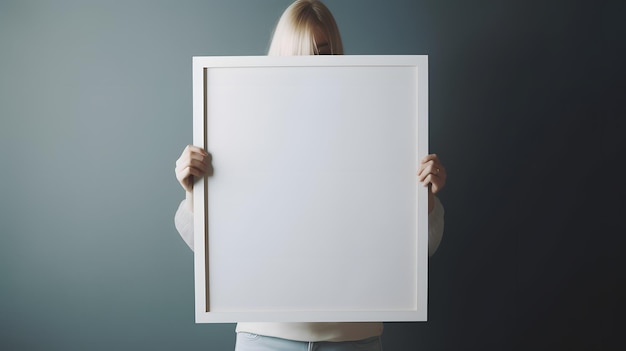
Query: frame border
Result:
<box><xmin>192</xmin><ymin>55</ymin><xmax>428</xmax><ymax>323</ymax></box>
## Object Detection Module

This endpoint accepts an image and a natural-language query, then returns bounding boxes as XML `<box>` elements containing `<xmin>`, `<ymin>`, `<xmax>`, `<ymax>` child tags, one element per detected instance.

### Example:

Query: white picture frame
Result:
<box><xmin>192</xmin><ymin>55</ymin><xmax>429</xmax><ymax>323</ymax></box>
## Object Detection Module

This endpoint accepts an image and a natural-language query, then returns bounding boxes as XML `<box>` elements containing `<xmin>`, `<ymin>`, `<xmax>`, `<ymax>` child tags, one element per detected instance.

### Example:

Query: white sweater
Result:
<box><xmin>174</xmin><ymin>196</ymin><xmax>444</xmax><ymax>342</ymax></box>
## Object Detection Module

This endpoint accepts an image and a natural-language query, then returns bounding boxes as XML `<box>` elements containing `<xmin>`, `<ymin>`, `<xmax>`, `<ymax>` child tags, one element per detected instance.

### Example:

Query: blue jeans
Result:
<box><xmin>235</xmin><ymin>332</ymin><xmax>383</xmax><ymax>351</ymax></box>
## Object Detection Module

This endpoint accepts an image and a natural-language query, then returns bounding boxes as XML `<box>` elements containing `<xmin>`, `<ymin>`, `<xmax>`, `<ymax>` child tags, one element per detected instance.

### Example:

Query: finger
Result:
<box><xmin>176</xmin><ymin>167</ymin><xmax>206</xmax><ymax>192</ymax></box>
<box><xmin>186</xmin><ymin>158</ymin><xmax>209</xmax><ymax>173</ymax></box>
<box><xmin>417</xmin><ymin>162</ymin><xmax>440</xmax><ymax>182</ymax></box>
<box><xmin>434</xmin><ymin>162</ymin><xmax>445</xmax><ymax>179</ymax></box>
<box><xmin>418</xmin><ymin>155</ymin><xmax>442</xmax><ymax>171</ymax></box>
<box><xmin>187</xmin><ymin>147</ymin><xmax>208</xmax><ymax>158</ymax></box>
<box><xmin>417</xmin><ymin>159</ymin><xmax>434</xmax><ymax>177</ymax></box>
<box><xmin>176</xmin><ymin>165</ymin><xmax>206</xmax><ymax>181</ymax></box>
<box><xmin>175</xmin><ymin>167</ymin><xmax>191</xmax><ymax>183</ymax></box>
<box><xmin>184</xmin><ymin>145</ymin><xmax>209</xmax><ymax>162</ymax></box>
<box><xmin>176</xmin><ymin>149</ymin><xmax>210</xmax><ymax>169</ymax></box>
<box><xmin>178</xmin><ymin>145</ymin><xmax>209</xmax><ymax>161</ymax></box>
<box><xmin>420</xmin><ymin>153</ymin><xmax>439</xmax><ymax>165</ymax></box>
<box><xmin>421</xmin><ymin>171</ymin><xmax>445</xmax><ymax>188</ymax></box>
<box><xmin>420</xmin><ymin>154</ymin><xmax>444</xmax><ymax>175</ymax></box>
<box><xmin>186</xmin><ymin>145</ymin><xmax>208</xmax><ymax>155</ymax></box>
<box><xmin>420</xmin><ymin>173</ymin><xmax>436</xmax><ymax>187</ymax></box>
<box><xmin>434</xmin><ymin>164</ymin><xmax>446</xmax><ymax>179</ymax></box>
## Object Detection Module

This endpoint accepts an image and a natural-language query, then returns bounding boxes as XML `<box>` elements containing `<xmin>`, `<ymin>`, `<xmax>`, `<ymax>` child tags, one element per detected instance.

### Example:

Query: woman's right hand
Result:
<box><xmin>175</xmin><ymin>145</ymin><xmax>211</xmax><ymax>193</ymax></box>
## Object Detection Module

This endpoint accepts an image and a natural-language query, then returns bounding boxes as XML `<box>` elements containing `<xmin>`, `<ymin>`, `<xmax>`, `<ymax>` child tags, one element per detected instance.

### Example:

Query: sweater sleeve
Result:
<box><xmin>428</xmin><ymin>195</ymin><xmax>445</xmax><ymax>257</ymax></box>
<box><xmin>174</xmin><ymin>199</ymin><xmax>195</xmax><ymax>251</ymax></box>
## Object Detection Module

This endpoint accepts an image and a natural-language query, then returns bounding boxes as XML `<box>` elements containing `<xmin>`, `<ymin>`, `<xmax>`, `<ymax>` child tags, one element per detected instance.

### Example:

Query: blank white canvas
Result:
<box><xmin>192</xmin><ymin>55</ymin><xmax>428</xmax><ymax>323</ymax></box>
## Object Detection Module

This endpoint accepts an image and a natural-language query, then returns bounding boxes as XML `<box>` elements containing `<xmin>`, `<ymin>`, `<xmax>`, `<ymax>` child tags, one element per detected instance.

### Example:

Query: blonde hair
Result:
<box><xmin>268</xmin><ymin>0</ymin><xmax>344</xmax><ymax>56</ymax></box>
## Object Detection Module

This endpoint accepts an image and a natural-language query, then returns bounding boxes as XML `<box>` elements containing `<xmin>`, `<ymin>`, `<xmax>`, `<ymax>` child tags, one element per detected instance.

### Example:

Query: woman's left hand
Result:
<box><xmin>417</xmin><ymin>154</ymin><xmax>446</xmax><ymax>194</ymax></box>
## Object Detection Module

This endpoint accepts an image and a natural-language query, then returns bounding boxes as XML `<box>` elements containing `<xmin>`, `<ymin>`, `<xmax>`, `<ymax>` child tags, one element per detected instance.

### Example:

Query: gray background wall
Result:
<box><xmin>1</xmin><ymin>0</ymin><xmax>624</xmax><ymax>350</ymax></box>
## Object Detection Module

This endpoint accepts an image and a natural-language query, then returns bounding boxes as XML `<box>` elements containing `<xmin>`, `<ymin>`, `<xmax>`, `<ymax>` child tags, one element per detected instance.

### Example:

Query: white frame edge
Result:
<box><xmin>192</xmin><ymin>55</ymin><xmax>429</xmax><ymax>323</ymax></box>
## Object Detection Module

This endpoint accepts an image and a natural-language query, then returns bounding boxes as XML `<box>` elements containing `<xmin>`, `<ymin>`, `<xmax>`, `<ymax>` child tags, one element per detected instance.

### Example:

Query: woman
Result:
<box><xmin>174</xmin><ymin>1</ymin><xmax>446</xmax><ymax>350</ymax></box>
